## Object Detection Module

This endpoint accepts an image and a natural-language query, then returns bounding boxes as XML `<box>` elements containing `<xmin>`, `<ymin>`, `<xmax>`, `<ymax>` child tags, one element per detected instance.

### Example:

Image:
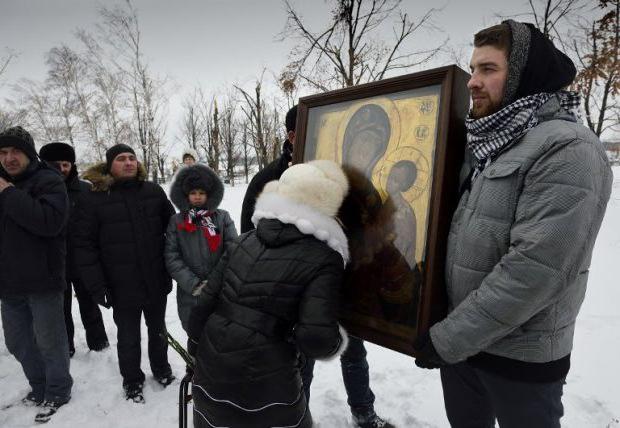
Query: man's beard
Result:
<box><xmin>470</xmin><ymin>95</ymin><xmax>502</xmax><ymax>119</ymax></box>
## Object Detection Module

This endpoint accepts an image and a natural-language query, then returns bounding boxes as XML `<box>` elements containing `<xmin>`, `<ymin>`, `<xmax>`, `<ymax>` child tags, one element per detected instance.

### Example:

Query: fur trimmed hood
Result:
<box><xmin>252</xmin><ymin>192</ymin><xmax>349</xmax><ymax>265</ymax></box>
<box><xmin>82</xmin><ymin>161</ymin><xmax>148</xmax><ymax>192</ymax></box>
<box><xmin>260</xmin><ymin>160</ymin><xmax>349</xmax><ymax>218</ymax></box>
<box><xmin>170</xmin><ymin>163</ymin><xmax>224</xmax><ymax>211</ymax></box>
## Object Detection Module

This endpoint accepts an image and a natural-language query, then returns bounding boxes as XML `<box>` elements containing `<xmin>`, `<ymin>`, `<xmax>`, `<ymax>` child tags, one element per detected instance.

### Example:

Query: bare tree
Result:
<box><xmin>0</xmin><ymin>48</ymin><xmax>18</xmax><ymax>84</ymax></box>
<box><xmin>220</xmin><ymin>94</ymin><xmax>240</xmax><ymax>185</ymax></box>
<box><xmin>280</xmin><ymin>0</ymin><xmax>445</xmax><ymax>91</ymax></box>
<box><xmin>206</xmin><ymin>99</ymin><xmax>221</xmax><ymax>172</ymax></box>
<box><xmin>526</xmin><ymin>0</ymin><xmax>589</xmax><ymax>43</ymax></box>
<box><xmin>76</xmin><ymin>28</ymin><xmax>130</xmax><ymax>152</ymax></box>
<box><xmin>572</xmin><ymin>0</ymin><xmax>620</xmax><ymax>137</ymax></box>
<box><xmin>98</xmin><ymin>0</ymin><xmax>170</xmax><ymax>180</ymax></box>
<box><xmin>236</xmin><ymin>76</ymin><xmax>269</xmax><ymax>169</ymax></box>
<box><xmin>180</xmin><ymin>88</ymin><xmax>207</xmax><ymax>156</ymax></box>
<box><xmin>12</xmin><ymin>79</ymin><xmax>67</xmax><ymax>143</ymax></box>
<box><xmin>240</xmin><ymin>120</ymin><xmax>252</xmax><ymax>183</ymax></box>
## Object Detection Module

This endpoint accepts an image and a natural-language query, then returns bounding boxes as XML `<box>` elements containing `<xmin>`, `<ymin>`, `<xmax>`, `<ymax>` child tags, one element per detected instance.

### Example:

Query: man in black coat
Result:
<box><xmin>0</xmin><ymin>126</ymin><xmax>73</xmax><ymax>423</ymax></box>
<box><xmin>39</xmin><ymin>142</ymin><xmax>110</xmax><ymax>357</ymax></box>
<box><xmin>72</xmin><ymin>144</ymin><xmax>176</xmax><ymax>403</ymax></box>
<box><xmin>239</xmin><ymin>105</ymin><xmax>296</xmax><ymax>233</ymax></box>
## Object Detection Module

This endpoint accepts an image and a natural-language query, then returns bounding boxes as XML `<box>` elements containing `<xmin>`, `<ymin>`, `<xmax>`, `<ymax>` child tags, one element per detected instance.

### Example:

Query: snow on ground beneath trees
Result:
<box><xmin>1</xmin><ymin>169</ymin><xmax>619</xmax><ymax>427</ymax></box>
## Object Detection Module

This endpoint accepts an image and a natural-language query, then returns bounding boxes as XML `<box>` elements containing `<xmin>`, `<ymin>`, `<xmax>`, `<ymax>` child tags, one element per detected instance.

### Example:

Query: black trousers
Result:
<box><xmin>440</xmin><ymin>362</ymin><xmax>565</xmax><ymax>428</ymax></box>
<box><xmin>63</xmin><ymin>278</ymin><xmax>108</xmax><ymax>352</ymax></box>
<box><xmin>112</xmin><ymin>298</ymin><xmax>171</xmax><ymax>386</ymax></box>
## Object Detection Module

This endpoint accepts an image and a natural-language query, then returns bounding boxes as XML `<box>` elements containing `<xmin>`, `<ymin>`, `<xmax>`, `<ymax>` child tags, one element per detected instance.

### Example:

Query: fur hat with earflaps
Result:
<box><xmin>261</xmin><ymin>160</ymin><xmax>349</xmax><ymax>218</ymax></box>
<box><xmin>252</xmin><ymin>159</ymin><xmax>350</xmax><ymax>264</ymax></box>
<box><xmin>170</xmin><ymin>163</ymin><xmax>224</xmax><ymax>211</ymax></box>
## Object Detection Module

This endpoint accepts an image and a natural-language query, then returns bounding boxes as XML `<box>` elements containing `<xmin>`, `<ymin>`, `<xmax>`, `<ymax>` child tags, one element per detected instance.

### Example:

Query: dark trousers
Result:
<box><xmin>63</xmin><ymin>278</ymin><xmax>108</xmax><ymax>352</ymax></box>
<box><xmin>1</xmin><ymin>291</ymin><xmax>73</xmax><ymax>402</ymax></box>
<box><xmin>112</xmin><ymin>299</ymin><xmax>171</xmax><ymax>387</ymax></box>
<box><xmin>301</xmin><ymin>336</ymin><xmax>375</xmax><ymax>415</ymax></box>
<box><xmin>440</xmin><ymin>362</ymin><xmax>565</xmax><ymax>428</ymax></box>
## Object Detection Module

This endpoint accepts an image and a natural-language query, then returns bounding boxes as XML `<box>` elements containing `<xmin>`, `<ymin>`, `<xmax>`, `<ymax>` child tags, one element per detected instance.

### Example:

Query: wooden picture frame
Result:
<box><xmin>294</xmin><ymin>65</ymin><xmax>470</xmax><ymax>356</ymax></box>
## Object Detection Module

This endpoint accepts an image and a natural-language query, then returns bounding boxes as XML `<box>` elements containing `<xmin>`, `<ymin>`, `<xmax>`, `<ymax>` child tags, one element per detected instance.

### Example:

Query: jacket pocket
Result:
<box><xmin>476</xmin><ymin>162</ymin><xmax>521</xmax><ymax>221</ymax></box>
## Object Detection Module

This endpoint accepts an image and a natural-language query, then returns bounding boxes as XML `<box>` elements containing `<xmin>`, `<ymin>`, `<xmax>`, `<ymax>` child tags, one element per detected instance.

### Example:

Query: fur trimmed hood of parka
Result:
<box><xmin>252</xmin><ymin>192</ymin><xmax>349</xmax><ymax>265</ymax></box>
<box><xmin>170</xmin><ymin>163</ymin><xmax>224</xmax><ymax>211</ymax></box>
<box><xmin>82</xmin><ymin>161</ymin><xmax>148</xmax><ymax>192</ymax></box>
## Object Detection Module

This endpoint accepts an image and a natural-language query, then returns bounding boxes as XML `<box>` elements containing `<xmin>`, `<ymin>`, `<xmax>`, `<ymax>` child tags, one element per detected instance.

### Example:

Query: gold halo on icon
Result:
<box><xmin>378</xmin><ymin>146</ymin><xmax>430</xmax><ymax>204</ymax></box>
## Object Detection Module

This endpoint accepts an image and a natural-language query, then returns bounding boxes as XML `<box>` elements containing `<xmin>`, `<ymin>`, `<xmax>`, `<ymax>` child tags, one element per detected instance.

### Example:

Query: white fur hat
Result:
<box><xmin>261</xmin><ymin>160</ymin><xmax>349</xmax><ymax>218</ymax></box>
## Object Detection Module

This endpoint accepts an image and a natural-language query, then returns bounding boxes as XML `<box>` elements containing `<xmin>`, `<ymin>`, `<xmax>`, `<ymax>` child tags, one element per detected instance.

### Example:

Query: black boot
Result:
<box><xmin>124</xmin><ymin>383</ymin><xmax>145</xmax><ymax>404</ymax></box>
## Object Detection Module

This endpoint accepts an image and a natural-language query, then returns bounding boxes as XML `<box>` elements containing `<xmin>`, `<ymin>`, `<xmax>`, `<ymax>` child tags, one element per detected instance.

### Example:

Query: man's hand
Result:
<box><xmin>413</xmin><ymin>331</ymin><xmax>448</xmax><ymax>370</ymax></box>
<box><xmin>0</xmin><ymin>177</ymin><xmax>13</xmax><ymax>193</ymax></box>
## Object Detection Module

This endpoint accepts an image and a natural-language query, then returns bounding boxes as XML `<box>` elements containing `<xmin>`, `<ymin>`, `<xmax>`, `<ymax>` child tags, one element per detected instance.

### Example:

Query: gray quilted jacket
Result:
<box><xmin>165</xmin><ymin>209</ymin><xmax>237</xmax><ymax>330</ymax></box>
<box><xmin>430</xmin><ymin>97</ymin><xmax>613</xmax><ymax>364</ymax></box>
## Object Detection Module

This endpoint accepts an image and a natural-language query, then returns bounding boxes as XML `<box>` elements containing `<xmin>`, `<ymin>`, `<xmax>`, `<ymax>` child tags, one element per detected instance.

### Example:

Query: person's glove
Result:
<box><xmin>93</xmin><ymin>288</ymin><xmax>113</xmax><ymax>309</ymax></box>
<box><xmin>413</xmin><ymin>331</ymin><xmax>448</xmax><ymax>369</ymax></box>
<box><xmin>191</xmin><ymin>280</ymin><xmax>208</xmax><ymax>297</ymax></box>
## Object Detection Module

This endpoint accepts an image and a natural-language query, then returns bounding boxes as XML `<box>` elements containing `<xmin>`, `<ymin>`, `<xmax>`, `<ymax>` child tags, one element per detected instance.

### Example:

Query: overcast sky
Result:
<box><xmin>0</xmin><ymin>0</ymin><xmax>602</xmax><ymax>150</ymax></box>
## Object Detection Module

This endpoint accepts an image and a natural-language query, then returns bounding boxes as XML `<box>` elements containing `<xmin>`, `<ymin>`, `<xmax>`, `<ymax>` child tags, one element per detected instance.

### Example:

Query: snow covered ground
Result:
<box><xmin>1</xmin><ymin>169</ymin><xmax>619</xmax><ymax>428</ymax></box>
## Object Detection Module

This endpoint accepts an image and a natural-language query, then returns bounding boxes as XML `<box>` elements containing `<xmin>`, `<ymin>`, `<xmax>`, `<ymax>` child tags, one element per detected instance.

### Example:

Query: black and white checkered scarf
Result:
<box><xmin>465</xmin><ymin>90</ymin><xmax>581</xmax><ymax>179</ymax></box>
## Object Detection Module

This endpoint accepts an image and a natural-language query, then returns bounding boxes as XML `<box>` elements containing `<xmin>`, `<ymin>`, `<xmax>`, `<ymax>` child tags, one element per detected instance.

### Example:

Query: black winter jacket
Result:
<box><xmin>72</xmin><ymin>163</ymin><xmax>175</xmax><ymax>307</ymax></box>
<box><xmin>0</xmin><ymin>161</ymin><xmax>69</xmax><ymax>297</ymax></box>
<box><xmin>239</xmin><ymin>142</ymin><xmax>291</xmax><ymax>233</ymax></box>
<box><xmin>188</xmin><ymin>193</ymin><xmax>348</xmax><ymax>428</ymax></box>
<box><xmin>64</xmin><ymin>166</ymin><xmax>91</xmax><ymax>280</ymax></box>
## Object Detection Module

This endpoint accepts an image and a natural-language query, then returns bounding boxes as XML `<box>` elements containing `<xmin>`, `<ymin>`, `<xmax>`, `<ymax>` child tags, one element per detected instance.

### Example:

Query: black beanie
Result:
<box><xmin>106</xmin><ymin>144</ymin><xmax>136</xmax><ymax>170</ymax></box>
<box><xmin>39</xmin><ymin>142</ymin><xmax>76</xmax><ymax>164</ymax></box>
<box><xmin>285</xmin><ymin>105</ymin><xmax>298</xmax><ymax>133</ymax></box>
<box><xmin>502</xmin><ymin>20</ymin><xmax>576</xmax><ymax>105</ymax></box>
<box><xmin>0</xmin><ymin>126</ymin><xmax>37</xmax><ymax>161</ymax></box>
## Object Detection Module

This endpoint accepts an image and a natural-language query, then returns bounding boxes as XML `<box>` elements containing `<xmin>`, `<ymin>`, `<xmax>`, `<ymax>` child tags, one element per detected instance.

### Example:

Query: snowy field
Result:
<box><xmin>0</xmin><ymin>168</ymin><xmax>619</xmax><ymax>428</ymax></box>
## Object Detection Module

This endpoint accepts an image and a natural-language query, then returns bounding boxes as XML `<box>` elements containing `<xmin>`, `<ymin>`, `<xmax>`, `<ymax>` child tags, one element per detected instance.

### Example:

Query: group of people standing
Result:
<box><xmin>0</xmin><ymin>19</ymin><xmax>614</xmax><ymax>428</ymax></box>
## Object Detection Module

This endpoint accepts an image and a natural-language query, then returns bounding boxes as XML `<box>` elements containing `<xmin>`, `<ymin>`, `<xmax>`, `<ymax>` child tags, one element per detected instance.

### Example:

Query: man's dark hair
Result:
<box><xmin>474</xmin><ymin>23</ymin><xmax>511</xmax><ymax>56</ymax></box>
<box><xmin>285</xmin><ymin>105</ymin><xmax>298</xmax><ymax>133</ymax></box>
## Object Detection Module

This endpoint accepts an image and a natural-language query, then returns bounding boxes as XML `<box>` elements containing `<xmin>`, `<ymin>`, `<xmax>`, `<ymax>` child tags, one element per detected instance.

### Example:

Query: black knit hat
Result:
<box><xmin>0</xmin><ymin>126</ymin><xmax>37</xmax><ymax>160</ymax></box>
<box><xmin>105</xmin><ymin>144</ymin><xmax>136</xmax><ymax>171</ymax></box>
<box><xmin>285</xmin><ymin>105</ymin><xmax>298</xmax><ymax>133</ymax></box>
<box><xmin>502</xmin><ymin>20</ymin><xmax>576</xmax><ymax>106</ymax></box>
<box><xmin>39</xmin><ymin>142</ymin><xmax>76</xmax><ymax>164</ymax></box>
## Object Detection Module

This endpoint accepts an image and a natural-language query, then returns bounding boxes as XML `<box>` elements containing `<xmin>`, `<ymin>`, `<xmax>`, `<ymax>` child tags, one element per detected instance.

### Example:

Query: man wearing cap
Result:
<box><xmin>72</xmin><ymin>144</ymin><xmax>176</xmax><ymax>403</ymax></box>
<box><xmin>39</xmin><ymin>142</ymin><xmax>109</xmax><ymax>357</ymax></box>
<box><xmin>412</xmin><ymin>21</ymin><xmax>612</xmax><ymax>427</ymax></box>
<box><xmin>0</xmin><ymin>126</ymin><xmax>73</xmax><ymax>423</ymax></box>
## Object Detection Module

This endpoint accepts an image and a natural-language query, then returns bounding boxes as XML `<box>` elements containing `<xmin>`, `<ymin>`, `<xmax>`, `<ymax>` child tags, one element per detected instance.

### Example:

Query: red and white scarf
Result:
<box><xmin>177</xmin><ymin>208</ymin><xmax>222</xmax><ymax>252</ymax></box>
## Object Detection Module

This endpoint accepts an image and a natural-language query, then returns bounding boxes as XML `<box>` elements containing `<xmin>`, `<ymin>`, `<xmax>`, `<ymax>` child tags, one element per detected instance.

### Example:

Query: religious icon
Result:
<box><xmin>295</xmin><ymin>65</ymin><xmax>470</xmax><ymax>356</ymax></box>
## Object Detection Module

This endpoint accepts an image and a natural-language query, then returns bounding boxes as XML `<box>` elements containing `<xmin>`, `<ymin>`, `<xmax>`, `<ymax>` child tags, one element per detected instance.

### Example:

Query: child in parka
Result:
<box><xmin>165</xmin><ymin>164</ymin><xmax>238</xmax><ymax>332</ymax></box>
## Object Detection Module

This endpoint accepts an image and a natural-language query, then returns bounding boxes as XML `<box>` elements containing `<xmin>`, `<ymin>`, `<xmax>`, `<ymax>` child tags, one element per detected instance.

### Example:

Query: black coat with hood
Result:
<box><xmin>187</xmin><ymin>190</ymin><xmax>349</xmax><ymax>428</ymax></box>
<box><xmin>0</xmin><ymin>160</ymin><xmax>69</xmax><ymax>298</ymax></box>
<box><xmin>72</xmin><ymin>162</ymin><xmax>175</xmax><ymax>307</ymax></box>
<box><xmin>239</xmin><ymin>140</ymin><xmax>292</xmax><ymax>233</ymax></box>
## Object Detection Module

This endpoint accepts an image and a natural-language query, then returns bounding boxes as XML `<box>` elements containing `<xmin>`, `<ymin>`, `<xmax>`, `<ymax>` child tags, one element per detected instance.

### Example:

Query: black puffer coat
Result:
<box><xmin>72</xmin><ymin>162</ymin><xmax>175</xmax><ymax>307</ymax></box>
<box><xmin>188</xmin><ymin>196</ymin><xmax>348</xmax><ymax>428</ymax></box>
<box><xmin>0</xmin><ymin>161</ymin><xmax>69</xmax><ymax>297</ymax></box>
<box><xmin>239</xmin><ymin>141</ymin><xmax>291</xmax><ymax>233</ymax></box>
<box><xmin>64</xmin><ymin>165</ymin><xmax>92</xmax><ymax>280</ymax></box>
